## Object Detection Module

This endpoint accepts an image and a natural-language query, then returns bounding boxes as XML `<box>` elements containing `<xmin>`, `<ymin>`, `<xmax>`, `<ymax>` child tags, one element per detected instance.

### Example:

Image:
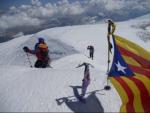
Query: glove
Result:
<box><xmin>23</xmin><ymin>46</ymin><xmax>29</xmax><ymax>52</ymax></box>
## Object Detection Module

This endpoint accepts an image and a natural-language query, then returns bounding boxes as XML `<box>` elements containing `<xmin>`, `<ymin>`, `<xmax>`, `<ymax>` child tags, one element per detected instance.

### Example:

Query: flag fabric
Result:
<box><xmin>108</xmin><ymin>35</ymin><xmax>150</xmax><ymax>113</ymax></box>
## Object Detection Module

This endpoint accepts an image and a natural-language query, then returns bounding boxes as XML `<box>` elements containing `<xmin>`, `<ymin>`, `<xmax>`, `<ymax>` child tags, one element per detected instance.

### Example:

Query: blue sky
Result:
<box><xmin>0</xmin><ymin>0</ymin><xmax>77</xmax><ymax>10</ymax></box>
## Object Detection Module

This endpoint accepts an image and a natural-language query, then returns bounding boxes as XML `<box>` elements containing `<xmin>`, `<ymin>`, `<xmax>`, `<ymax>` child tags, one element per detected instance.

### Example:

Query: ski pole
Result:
<box><xmin>26</xmin><ymin>53</ymin><xmax>33</xmax><ymax>67</ymax></box>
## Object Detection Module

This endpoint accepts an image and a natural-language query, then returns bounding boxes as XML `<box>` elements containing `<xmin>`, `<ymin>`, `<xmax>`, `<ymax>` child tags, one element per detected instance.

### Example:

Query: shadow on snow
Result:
<box><xmin>56</xmin><ymin>86</ymin><xmax>104</xmax><ymax>113</ymax></box>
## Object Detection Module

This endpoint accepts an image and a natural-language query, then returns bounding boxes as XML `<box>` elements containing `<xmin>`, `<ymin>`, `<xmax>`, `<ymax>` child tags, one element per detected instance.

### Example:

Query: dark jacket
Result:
<box><xmin>87</xmin><ymin>46</ymin><xmax>94</xmax><ymax>53</ymax></box>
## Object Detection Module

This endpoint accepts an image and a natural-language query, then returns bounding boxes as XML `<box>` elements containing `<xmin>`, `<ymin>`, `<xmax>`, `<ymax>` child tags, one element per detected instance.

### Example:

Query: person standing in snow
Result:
<box><xmin>87</xmin><ymin>45</ymin><xmax>94</xmax><ymax>60</ymax></box>
<box><xmin>76</xmin><ymin>62</ymin><xmax>94</xmax><ymax>99</ymax></box>
<box><xmin>23</xmin><ymin>38</ymin><xmax>51</xmax><ymax>68</ymax></box>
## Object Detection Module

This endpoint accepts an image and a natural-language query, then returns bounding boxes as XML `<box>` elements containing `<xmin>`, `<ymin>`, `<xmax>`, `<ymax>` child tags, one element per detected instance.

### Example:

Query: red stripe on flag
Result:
<box><xmin>115</xmin><ymin>77</ymin><xmax>135</xmax><ymax>113</ymax></box>
<box><xmin>129</xmin><ymin>77</ymin><xmax>150</xmax><ymax>112</ymax></box>
<box><xmin>117</xmin><ymin>45</ymin><xmax>150</xmax><ymax>69</ymax></box>
<box><xmin>129</xmin><ymin>65</ymin><xmax>150</xmax><ymax>79</ymax></box>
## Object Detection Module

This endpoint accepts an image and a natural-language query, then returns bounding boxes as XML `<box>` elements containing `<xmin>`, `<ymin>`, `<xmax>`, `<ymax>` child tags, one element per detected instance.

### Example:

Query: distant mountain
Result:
<box><xmin>0</xmin><ymin>0</ymin><xmax>150</xmax><ymax>42</ymax></box>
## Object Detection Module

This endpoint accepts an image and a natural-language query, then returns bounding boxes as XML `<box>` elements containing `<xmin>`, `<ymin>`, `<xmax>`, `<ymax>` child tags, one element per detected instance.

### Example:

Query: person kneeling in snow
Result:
<box><xmin>23</xmin><ymin>38</ymin><xmax>51</xmax><ymax>68</ymax></box>
<box><xmin>76</xmin><ymin>62</ymin><xmax>94</xmax><ymax>99</ymax></box>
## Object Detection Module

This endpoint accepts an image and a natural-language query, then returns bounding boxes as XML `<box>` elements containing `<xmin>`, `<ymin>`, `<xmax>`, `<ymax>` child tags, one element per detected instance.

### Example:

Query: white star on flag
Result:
<box><xmin>115</xmin><ymin>61</ymin><xmax>127</xmax><ymax>74</ymax></box>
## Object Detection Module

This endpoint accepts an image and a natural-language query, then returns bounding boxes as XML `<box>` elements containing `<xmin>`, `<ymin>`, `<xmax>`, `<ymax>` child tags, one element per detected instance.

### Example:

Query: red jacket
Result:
<box><xmin>28</xmin><ymin>43</ymin><xmax>49</xmax><ymax>61</ymax></box>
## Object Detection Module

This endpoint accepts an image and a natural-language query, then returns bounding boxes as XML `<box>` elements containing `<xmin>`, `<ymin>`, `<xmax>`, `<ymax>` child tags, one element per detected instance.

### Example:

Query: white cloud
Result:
<box><xmin>31</xmin><ymin>0</ymin><xmax>42</xmax><ymax>6</ymax></box>
<box><xmin>104</xmin><ymin>0</ymin><xmax>124</xmax><ymax>11</ymax></box>
<box><xmin>0</xmin><ymin>0</ymin><xmax>150</xmax><ymax>31</ymax></box>
<box><xmin>0</xmin><ymin>11</ymin><xmax>43</xmax><ymax>30</ymax></box>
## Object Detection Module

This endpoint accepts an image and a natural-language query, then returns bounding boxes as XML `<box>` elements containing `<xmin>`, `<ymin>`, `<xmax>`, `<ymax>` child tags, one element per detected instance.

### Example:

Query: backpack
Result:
<box><xmin>38</xmin><ymin>43</ymin><xmax>49</xmax><ymax>58</ymax></box>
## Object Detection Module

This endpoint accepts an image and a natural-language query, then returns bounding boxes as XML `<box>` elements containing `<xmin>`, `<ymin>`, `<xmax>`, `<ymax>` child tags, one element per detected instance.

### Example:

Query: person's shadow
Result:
<box><xmin>56</xmin><ymin>86</ymin><xmax>104</xmax><ymax>113</ymax></box>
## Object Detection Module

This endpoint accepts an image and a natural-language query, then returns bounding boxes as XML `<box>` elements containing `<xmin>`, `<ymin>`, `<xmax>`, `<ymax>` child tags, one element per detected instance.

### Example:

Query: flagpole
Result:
<box><xmin>104</xmin><ymin>19</ymin><xmax>116</xmax><ymax>90</ymax></box>
<box><xmin>107</xmin><ymin>34</ymin><xmax>111</xmax><ymax>73</ymax></box>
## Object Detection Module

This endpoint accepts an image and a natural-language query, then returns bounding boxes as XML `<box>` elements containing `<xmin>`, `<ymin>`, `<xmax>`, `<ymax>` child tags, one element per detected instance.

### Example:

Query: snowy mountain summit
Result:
<box><xmin>0</xmin><ymin>15</ymin><xmax>150</xmax><ymax>112</ymax></box>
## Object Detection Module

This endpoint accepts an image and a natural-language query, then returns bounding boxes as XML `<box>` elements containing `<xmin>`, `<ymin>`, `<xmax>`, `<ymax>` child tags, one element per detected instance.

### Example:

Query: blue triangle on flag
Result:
<box><xmin>108</xmin><ymin>37</ymin><xmax>134</xmax><ymax>77</ymax></box>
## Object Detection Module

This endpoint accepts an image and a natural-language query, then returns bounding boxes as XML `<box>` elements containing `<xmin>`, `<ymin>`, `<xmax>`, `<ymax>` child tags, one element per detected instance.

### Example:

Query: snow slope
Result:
<box><xmin>0</xmin><ymin>16</ymin><xmax>150</xmax><ymax>112</ymax></box>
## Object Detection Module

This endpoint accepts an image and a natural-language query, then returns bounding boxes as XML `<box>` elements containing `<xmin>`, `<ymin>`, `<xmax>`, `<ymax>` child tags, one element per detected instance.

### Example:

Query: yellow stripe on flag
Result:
<box><xmin>122</xmin><ymin>55</ymin><xmax>141</xmax><ymax>67</ymax></box>
<box><xmin>134</xmin><ymin>73</ymin><xmax>150</xmax><ymax>96</ymax></box>
<box><xmin>114</xmin><ymin>35</ymin><xmax>150</xmax><ymax>61</ymax></box>
<box><xmin>122</xmin><ymin>77</ymin><xmax>144</xmax><ymax>112</ymax></box>
<box><xmin>110</xmin><ymin>77</ymin><xmax>128</xmax><ymax>112</ymax></box>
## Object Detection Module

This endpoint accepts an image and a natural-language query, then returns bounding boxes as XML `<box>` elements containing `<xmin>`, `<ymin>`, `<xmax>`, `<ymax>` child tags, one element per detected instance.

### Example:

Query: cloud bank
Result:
<box><xmin>0</xmin><ymin>0</ymin><xmax>150</xmax><ymax>33</ymax></box>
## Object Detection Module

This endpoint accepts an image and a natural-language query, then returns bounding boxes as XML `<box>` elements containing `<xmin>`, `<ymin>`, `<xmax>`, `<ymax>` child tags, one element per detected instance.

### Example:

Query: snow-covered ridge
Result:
<box><xmin>128</xmin><ymin>13</ymin><xmax>150</xmax><ymax>42</ymax></box>
<box><xmin>0</xmin><ymin>33</ymin><xmax>78</xmax><ymax>66</ymax></box>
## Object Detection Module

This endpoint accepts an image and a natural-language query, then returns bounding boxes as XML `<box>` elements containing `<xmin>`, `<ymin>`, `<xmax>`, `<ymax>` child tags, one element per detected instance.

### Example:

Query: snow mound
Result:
<box><xmin>0</xmin><ymin>34</ymin><xmax>78</xmax><ymax>66</ymax></box>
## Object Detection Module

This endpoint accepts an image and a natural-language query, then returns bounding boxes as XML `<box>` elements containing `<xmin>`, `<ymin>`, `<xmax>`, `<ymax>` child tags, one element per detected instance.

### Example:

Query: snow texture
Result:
<box><xmin>0</xmin><ymin>16</ymin><xmax>149</xmax><ymax>112</ymax></box>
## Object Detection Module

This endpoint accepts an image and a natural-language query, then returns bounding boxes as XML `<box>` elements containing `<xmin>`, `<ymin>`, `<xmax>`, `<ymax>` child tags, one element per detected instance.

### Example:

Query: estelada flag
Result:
<box><xmin>108</xmin><ymin>35</ymin><xmax>150</xmax><ymax>113</ymax></box>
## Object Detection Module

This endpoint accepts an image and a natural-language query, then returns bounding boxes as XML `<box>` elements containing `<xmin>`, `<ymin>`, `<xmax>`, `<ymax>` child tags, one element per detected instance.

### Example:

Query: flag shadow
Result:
<box><xmin>56</xmin><ymin>86</ymin><xmax>104</xmax><ymax>113</ymax></box>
